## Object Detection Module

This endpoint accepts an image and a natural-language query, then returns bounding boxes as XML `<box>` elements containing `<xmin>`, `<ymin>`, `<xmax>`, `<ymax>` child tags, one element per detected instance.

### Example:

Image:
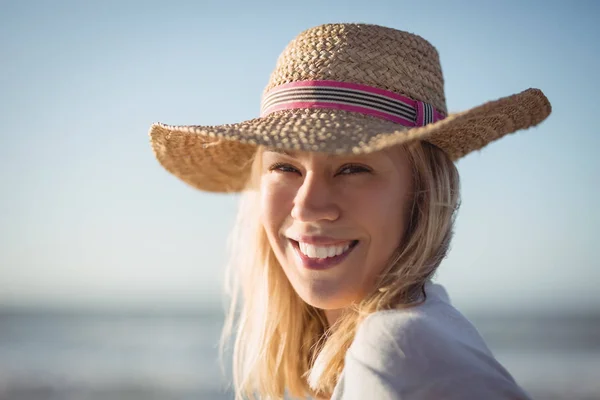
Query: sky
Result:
<box><xmin>1</xmin><ymin>0</ymin><xmax>598</xmax><ymax>313</ymax></box>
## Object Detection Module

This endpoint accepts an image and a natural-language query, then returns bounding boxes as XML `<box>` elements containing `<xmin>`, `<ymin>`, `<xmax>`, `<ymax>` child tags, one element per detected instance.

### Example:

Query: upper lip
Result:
<box><xmin>287</xmin><ymin>235</ymin><xmax>356</xmax><ymax>245</ymax></box>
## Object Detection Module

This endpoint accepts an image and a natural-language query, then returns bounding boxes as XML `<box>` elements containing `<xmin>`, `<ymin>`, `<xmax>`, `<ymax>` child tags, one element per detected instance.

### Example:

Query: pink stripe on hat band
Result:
<box><xmin>260</xmin><ymin>80</ymin><xmax>445</xmax><ymax>127</ymax></box>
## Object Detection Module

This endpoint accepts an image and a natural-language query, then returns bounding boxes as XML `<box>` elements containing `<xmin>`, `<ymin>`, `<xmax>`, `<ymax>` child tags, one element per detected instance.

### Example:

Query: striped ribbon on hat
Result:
<box><xmin>260</xmin><ymin>80</ymin><xmax>445</xmax><ymax>127</ymax></box>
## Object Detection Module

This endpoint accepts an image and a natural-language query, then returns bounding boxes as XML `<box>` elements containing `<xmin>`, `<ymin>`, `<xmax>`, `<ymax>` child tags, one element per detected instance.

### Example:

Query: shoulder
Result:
<box><xmin>350</xmin><ymin>290</ymin><xmax>492</xmax><ymax>374</ymax></box>
<box><xmin>351</xmin><ymin>283</ymin><xmax>491</xmax><ymax>360</ymax></box>
<box><xmin>346</xmin><ymin>284</ymin><xmax>523</xmax><ymax>391</ymax></box>
<box><xmin>333</xmin><ymin>284</ymin><xmax>532</xmax><ymax>398</ymax></box>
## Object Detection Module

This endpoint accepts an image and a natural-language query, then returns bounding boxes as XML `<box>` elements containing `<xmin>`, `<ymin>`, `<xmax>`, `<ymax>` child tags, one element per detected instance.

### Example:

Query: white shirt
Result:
<box><xmin>330</xmin><ymin>282</ymin><xmax>531</xmax><ymax>399</ymax></box>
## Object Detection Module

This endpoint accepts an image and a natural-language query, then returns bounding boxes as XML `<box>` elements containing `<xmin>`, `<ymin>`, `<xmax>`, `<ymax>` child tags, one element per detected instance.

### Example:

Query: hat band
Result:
<box><xmin>260</xmin><ymin>80</ymin><xmax>445</xmax><ymax>127</ymax></box>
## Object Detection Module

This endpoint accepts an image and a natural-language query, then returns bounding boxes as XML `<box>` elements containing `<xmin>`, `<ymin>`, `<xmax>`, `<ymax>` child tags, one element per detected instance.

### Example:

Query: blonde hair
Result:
<box><xmin>220</xmin><ymin>140</ymin><xmax>461</xmax><ymax>399</ymax></box>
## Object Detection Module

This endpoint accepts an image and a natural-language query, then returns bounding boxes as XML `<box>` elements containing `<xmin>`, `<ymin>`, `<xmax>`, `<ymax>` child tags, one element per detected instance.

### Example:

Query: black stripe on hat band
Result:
<box><xmin>429</xmin><ymin>104</ymin><xmax>433</xmax><ymax>123</ymax></box>
<box><xmin>263</xmin><ymin>87</ymin><xmax>416</xmax><ymax>113</ymax></box>
<box><xmin>263</xmin><ymin>92</ymin><xmax>417</xmax><ymax>120</ymax></box>
<box><xmin>263</xmin><ymin>94</ymin><xmax>417</xmax><ymax>121</ymax></box>
<box><xmin>264</xmin><ymin>97</ymin><xmax>419</xmax><ymax>121</ymax></box>
<box><xmin>263</xmin><ymin>87</ymin><xmax>416</xmax><ymax>116</ymax></box>
<box><xmin>263</xmin><ymin>91</ymin><xmax>417</xmax><ymax>118</ymax></box>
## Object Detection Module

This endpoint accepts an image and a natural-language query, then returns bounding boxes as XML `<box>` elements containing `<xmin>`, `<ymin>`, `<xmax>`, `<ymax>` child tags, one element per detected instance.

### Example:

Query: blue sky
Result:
<box><xmin>1</xmin><ymin>0</ymin><xmax>598</xmax><ymax>313</ymax></box>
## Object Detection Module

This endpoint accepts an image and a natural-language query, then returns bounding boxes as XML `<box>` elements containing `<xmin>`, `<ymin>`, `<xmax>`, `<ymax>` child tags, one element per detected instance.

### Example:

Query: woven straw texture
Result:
<box><xmin>149</xmin><ymin>23</ymin><xmax>552</xmax><ymax>192</ymax></box>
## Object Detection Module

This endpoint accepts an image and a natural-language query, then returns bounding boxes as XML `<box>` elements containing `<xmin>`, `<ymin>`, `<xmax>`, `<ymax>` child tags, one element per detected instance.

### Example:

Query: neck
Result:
<box><xmin>324</xmin><ymin>309</ymin><xmax>343</xmax><ymax>326</ymax></box>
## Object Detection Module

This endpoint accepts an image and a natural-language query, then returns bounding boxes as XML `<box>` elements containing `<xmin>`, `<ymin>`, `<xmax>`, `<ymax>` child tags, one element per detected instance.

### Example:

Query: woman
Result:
<box><xmin>149</xmin><ymin>23</ymin><xmax>551</xmax><ymax>399</ymax></box>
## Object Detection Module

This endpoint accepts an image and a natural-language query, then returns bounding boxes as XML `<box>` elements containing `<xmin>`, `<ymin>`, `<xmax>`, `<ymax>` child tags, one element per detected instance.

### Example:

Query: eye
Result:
<box><xmin>336</xmin><ymin>163</ymin><xmax>372</xmax><ymax>176</ymax></box>
<box><xmin>269</xmin><ymin>162</ymin><xmax>301</xmax><ymax>175</ymax></box>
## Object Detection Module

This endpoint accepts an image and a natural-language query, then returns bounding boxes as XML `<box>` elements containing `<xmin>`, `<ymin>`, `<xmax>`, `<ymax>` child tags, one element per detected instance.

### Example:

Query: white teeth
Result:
<box><xmin>315</xmin><ymin>246</ymin><xmax>328</xmax><ymax>259</ymax></box>
<box><xmin>327</xmin><ymin>247</ymin><xmax>336</xmax><ymax>258</ymax></box>
<box><xmin>297</xmin><ymin>242</ymin><xmax>353</xmax><ymax>259</ymax></box>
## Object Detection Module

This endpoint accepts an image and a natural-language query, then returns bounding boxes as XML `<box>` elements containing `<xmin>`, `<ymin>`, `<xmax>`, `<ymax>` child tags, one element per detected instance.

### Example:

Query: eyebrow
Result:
<box><xmin>264</xmin><ymin>147</ymin><xmax>341</xmax><ymax>160</ymax></box>
<box><xmin>267</xmin><ymin>148</ymin><xmax>293</xmax><ymax>155</ymax></box>
<box><xmin>263</xmin><ymin>147</ymin><xmax>390</xmax><ymax>165</ymax></box>
<box><xmin>263</xmin><ymin>148</ymin><xmax>299</xmax><ymax>158</ymax></box>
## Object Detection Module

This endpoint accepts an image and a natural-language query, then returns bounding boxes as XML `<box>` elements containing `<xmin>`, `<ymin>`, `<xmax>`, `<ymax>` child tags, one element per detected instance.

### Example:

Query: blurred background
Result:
<box><xmin>1</xmin><ymin>0</ymin><xmax>599</xmax><ymax>399</ymax></box>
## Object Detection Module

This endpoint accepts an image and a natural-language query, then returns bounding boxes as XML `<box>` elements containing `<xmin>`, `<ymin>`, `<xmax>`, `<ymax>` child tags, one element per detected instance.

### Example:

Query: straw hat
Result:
<box><xmin>149</xmin><ymin>23</ymin><xmax>551</xmax><ymax>192</ymax></box>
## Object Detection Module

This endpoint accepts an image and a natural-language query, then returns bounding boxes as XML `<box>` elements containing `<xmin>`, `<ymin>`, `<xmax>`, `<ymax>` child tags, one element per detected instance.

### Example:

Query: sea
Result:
<box><xmin>0</xmin><ymin>308</ymin><xmax>598</xmax><ymax>400</ymax></box>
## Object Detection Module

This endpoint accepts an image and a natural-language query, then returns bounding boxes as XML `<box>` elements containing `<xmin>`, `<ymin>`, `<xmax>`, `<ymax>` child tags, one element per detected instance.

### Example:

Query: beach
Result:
<box><xmin>1</xmin><ymin>310</ymin><xmax>598</xmax><ymax>400</ymax></box>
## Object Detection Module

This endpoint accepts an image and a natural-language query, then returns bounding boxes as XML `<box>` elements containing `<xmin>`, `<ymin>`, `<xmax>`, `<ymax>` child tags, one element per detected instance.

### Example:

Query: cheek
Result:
<box><xmin>351</xmin><ymin>182</ymin><xmax>409</xmax><ymax>224</ymax></box>
<box><xmin>354</xmin><ymin>185</ymin><xmax>411</xmax><ymax>262</ymax></box>
<box><xmin>259</xmin><ymin>179</ymin><xmax>294</xmax><ymax>238</ymax></box>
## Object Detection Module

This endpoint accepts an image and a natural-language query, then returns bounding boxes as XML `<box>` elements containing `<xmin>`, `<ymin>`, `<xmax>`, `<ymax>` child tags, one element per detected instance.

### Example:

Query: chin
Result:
<box><xmin>295</xmin><ymin>284</ymin><xmax>358</xmax><ymax>311</ymax></box>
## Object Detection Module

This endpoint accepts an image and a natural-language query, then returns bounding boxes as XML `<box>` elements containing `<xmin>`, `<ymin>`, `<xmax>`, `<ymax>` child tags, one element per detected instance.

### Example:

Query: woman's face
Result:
<box><xmin>259</xmin><ymin>146</ymin><xmax>414</xmax><ymax>313</ymax></box>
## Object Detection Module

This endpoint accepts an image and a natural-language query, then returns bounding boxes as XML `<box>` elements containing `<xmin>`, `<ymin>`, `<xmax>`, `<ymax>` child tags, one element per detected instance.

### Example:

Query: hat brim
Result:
<box><xmin>149</xmin><ymin>88</ymin><xmax>551</xmax><ymax>192</ymax></box>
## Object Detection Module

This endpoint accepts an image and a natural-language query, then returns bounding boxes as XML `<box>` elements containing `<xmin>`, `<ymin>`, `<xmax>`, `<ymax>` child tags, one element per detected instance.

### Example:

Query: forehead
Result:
<box><xmin>261</xmin><ymin>146</ymin><xmax>404</xmax><ymax>163</ymax></box>
<box><xmin>263</xmin><ymin>148</ymin><xmax>298</xmax><ymax>157</ymax></box>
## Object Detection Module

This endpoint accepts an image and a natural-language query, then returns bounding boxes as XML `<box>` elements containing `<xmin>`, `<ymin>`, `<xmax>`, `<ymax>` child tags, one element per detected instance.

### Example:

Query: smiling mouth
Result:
<box><xmin>289</xmin><ymin>239</ymin><xmax>359</xmax><ymax>270</ymax></box>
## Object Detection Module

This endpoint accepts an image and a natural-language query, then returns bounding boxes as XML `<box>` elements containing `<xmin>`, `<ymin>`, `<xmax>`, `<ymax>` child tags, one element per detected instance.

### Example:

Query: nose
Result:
<box><xmin>291</xmin><ymin>171</ymin><xmax>340</xmax><ymax>222</ymax></box>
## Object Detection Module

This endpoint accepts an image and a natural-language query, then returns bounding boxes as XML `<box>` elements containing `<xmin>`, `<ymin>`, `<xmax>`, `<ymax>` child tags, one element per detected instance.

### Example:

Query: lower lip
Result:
<box><xmin>291</xmin><ymin>240</ymin><xmax>358</xmax><ymax>270</ymax></box>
